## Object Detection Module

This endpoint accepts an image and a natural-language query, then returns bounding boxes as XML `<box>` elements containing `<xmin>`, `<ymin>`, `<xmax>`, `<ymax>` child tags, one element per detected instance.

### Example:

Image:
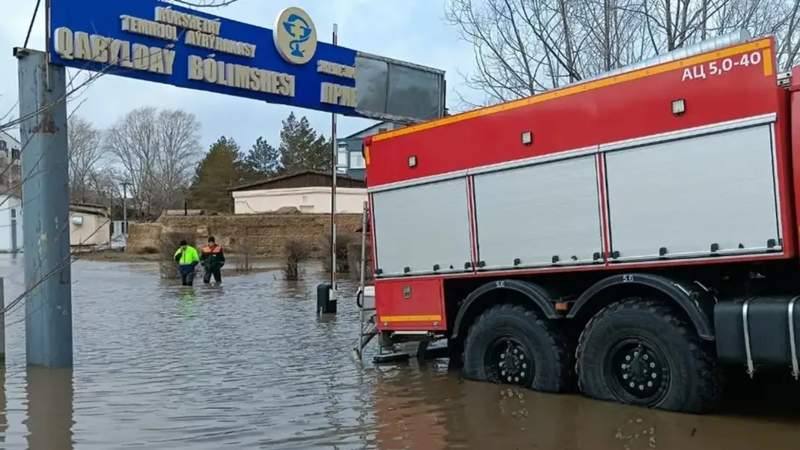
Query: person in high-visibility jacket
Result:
<box><xmin>201</xmin><ymin>236</ymin><xmax>225</xmax><ymax>285</ymax></box>
<box><xmin>174</xmin><ymin>240</ymin><xmax>200</xmax><ymax>286</ymax></box>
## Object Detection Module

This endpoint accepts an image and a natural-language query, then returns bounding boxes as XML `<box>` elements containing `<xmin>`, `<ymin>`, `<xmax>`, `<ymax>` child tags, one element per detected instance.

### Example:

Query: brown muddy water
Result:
<box><xmin>0</xmin><ymin>254</ymin><xmax>798</xmax><ymax>449</ymax></box>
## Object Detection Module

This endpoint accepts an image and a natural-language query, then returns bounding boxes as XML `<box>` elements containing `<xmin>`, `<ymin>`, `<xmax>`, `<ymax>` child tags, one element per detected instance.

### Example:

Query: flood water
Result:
<box><xmin>0</xmin><ymin>254</ymin><xmax>798</xmax><ymax>449</ymax></box>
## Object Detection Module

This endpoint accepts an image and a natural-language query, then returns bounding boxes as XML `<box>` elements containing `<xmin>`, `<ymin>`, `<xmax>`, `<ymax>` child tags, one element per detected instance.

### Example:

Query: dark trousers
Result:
<box><xmin>204</xmin><ymin>267</ymin><xmax>222</xmax><ymax>284</ymax></box>
<box><xmin>179</xmin><ymin>265</ymin><xmax>196</xmax><ymax>286</ymax></box>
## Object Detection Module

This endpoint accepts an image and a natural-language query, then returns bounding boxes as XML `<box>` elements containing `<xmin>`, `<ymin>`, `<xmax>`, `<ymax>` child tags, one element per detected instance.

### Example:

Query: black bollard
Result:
<box><xmin>316</xmin><ymin>283</ymin><xmax>337</xmax><ymax>314</ymax></box>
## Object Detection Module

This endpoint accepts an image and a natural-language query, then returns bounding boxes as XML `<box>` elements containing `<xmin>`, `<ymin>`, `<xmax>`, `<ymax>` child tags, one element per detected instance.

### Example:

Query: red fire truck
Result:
<box><xmin>363</xmin><ymin>34</ymin><xmax>800</xmax><ymax>412</ymax></box>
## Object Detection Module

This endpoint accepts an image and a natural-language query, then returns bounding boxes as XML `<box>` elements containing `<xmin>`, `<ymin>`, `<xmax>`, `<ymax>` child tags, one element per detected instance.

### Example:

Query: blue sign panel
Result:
<box><xmin>49</xmin><ymin>0</ymin><xmax>361</xmax><ymax>116</ymax></box>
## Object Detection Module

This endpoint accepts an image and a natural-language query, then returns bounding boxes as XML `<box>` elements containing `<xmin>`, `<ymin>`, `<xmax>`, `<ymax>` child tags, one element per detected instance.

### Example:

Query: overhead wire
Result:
<box><xmin>23</xmin><ymin>0</ymin><xmax>42</xmax><ymax>49</ymax></box>
<box><xmin>3</xmin><ymin>216</ymin><xmax>114</xmax><ymax>322</ymax></box>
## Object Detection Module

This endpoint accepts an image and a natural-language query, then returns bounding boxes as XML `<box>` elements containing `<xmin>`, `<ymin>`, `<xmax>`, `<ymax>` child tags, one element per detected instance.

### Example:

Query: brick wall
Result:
<box><xmin>127</xmin><ymin>213</ymin><xmax>363</xmax><ymax>257</ymax></box>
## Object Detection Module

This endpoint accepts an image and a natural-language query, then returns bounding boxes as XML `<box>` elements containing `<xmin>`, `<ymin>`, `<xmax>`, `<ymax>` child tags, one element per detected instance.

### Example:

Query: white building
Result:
<box><xmin>69</xmin><ymin>203</ymin><xmax>111</xmax><ymax>248</ymax></box>
<box><xmin>231</xmin><ymin>170</ymin><xmax>366</xmax><ymax>215</ymax></box>
<box><xmin>0</xmin><ymin>195</ymin><xmax>23</xmax><ymax>253</ymax></box>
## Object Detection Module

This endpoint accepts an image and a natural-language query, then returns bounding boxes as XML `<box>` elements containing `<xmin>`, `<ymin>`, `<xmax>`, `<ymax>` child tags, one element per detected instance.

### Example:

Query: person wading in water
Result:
<box><xmin>201</xmin><ymin>236</ymin><xmax>226</xmax><ymax>285</ymax></box>
<box><xmin>174</xmin><ymin>240</ymin><xmax>200</xmax><ymax>286</ymax></box>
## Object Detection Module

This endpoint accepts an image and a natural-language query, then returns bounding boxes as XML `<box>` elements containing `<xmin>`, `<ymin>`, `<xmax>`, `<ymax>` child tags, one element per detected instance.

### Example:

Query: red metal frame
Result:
<box><xmin>789</xmin><ymin>67</ymin><xmax>800</xmax><ymax>259</ymax></box>
<box><xmin>368</xmin><ymin>37</ymin><xmax>798</xmax><ymax>332</ymax></box>
<box><xmin>596</xmin><ymin>153</ymin><xmax>612</xmax><ymax>267</ymax></box>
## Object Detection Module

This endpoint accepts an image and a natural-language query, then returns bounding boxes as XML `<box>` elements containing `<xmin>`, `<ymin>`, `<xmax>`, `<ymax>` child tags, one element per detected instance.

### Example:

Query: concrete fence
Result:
<box><xmin>127</xmin><ymin>213</ymin><xmax>363</xmax><ymax>258</ymax></box>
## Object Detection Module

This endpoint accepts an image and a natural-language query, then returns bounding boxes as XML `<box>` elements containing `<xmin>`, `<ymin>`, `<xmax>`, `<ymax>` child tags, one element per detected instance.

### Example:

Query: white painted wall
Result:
<box><xmin>0</xmin><ymin>196</ymin><xmax>22</xmax><ymax>253</ymax></box>
<box><xmin>70</xmin><ymin>211</ymin><xmax>111</xmax><ymax>247</ymax></box>
<box><xmin>233</xmin><ymin>187</ymin><xmax>366</xmax><ymax>214</ymax></box>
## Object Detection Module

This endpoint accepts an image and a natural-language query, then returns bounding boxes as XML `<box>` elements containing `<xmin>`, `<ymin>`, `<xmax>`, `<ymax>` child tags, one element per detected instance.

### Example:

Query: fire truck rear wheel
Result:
<box><xmin>463</xmin><ymin>304</ymin><xmax>570</xmax><ymax>392</ymax></box>
<box><xmin>576</xmin><ymin>297</ymin><xmax>721</xmax><ymax>413</ymax></box>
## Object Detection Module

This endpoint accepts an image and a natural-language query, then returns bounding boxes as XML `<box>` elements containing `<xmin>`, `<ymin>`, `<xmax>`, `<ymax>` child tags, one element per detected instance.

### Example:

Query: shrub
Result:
<box><xmin>320</xmin><ymin>232</ymin><xmax>356</xmax><ymax>274</ymax></box>
<box><xmin>284</xmin><ymin>239</ymin><xmax>310</xmax><ymax>280</ymax></box>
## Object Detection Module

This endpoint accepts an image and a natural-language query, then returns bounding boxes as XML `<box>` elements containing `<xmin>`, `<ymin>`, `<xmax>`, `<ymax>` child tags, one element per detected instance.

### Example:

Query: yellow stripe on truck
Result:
<box><xmin>372</xmin><ymin>38</ymin><xmax>773</xmax><ymax>143</ymax></box>
<box><xmin>763</xmin><ymin>49</ymin><xmax>773</xmax><ymax>76</ymax></box>
<box><xmin>380</xmin><ymin>315</ymin><xmax>442</xmax><ymax>323</ymax></box>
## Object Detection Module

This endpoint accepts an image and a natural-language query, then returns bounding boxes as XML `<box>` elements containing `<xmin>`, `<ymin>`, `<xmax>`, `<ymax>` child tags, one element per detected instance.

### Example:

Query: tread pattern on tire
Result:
<box><xmin>463</xmin><ymin>304</ymin><xmax>571</xmax><ymax>393</ymax></box>
<box><xmin>576</xmin><ymin>297</ymin><xmax>721</xmax><ymax>413</ymax></box>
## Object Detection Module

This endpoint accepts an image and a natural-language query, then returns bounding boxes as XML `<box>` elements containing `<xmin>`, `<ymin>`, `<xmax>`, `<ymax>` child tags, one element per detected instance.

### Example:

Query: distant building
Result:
<box><xmin>0</xmin><ymin>195</ymin><xmax>22</xmax><ymax>253</ymax></box>
<box><xmin>0</xmin><ymin>196</ymin><xmax>111</xmax><ymax>252</ymax></box>
<box><xmin>336</xmin><ymin>122</ymin><xmax>402</xmax><ymax>180</ymax></box>
<box><xmin>230</xmin><ymin>170</ymin><xmax>366</xmax><ymax>215</ymax></box>
<box><xmin>0</xmin><ymin>131</ymin><xmax>22</xmax><ymax>195</ymax></box>
<box><xmin>70</xmin><ymin>203</ymin><xmax>111</xmax><ymax>248</ymax></box>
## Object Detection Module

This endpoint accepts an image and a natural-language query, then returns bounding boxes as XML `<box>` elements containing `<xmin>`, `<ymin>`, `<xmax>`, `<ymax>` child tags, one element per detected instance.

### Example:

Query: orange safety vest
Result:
<box><xmin>202</xmin><ymin>245</ymin><xmax>223</xmax><ymax>254</ymax></box>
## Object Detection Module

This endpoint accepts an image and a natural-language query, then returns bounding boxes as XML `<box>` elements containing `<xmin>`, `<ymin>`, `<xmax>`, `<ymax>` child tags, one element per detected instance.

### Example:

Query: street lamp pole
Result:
<box><xmin>329</xmin><ymin>23</ymin><xmax>339</xmax><ymax>309</ymax></box>
<box><xmin>121</xmin><ymin>181</ymin><xmax>131</xmax><ymax>238</ymax></box>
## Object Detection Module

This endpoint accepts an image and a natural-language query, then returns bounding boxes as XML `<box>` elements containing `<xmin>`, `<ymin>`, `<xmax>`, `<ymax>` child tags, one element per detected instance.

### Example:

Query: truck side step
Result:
<box><xmin>373</xmin><ymin>352</ymin><xmax>411</xmax><ymax>364</ymax></box>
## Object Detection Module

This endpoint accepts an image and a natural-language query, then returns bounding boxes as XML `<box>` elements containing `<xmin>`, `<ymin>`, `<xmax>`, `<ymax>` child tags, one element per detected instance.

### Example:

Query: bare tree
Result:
<box><xmin>153</xmin><ymin>109</ymin><xmax>202</xmax><ymax>212</ymax></box>
<box><xmin>67</xmin><ymin>115</ymin><xmax>102</xmax><ymax>203</ymax></box>
<box><xmin>105</xmin><ymin>107</ymin><xmax>201</xmax><ymax>217</ymax></box>
<box><xmin>87</xmin><ymin>166</ymin><xmax>120</xmax><ymax>209</ymax></box>
<box><xmin>447</xmin><ymin>0</ymin><xmax>800</xmax><ymax>106</ymax></box>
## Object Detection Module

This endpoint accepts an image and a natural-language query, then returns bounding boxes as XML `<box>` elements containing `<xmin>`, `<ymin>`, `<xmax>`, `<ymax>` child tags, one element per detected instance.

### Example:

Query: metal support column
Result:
<box><xmin>16</xmin><ymin>48</ymin><xmax>73</xmax><ymax>368</ymax></box>
<box><xmin>329</xmin><ymin>23</ymin><xmax>339</xmax><ymax>312</ymax></box>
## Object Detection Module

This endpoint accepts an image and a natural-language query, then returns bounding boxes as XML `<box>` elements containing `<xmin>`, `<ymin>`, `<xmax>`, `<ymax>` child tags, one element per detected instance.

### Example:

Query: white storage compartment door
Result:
<box><xmin>473</xmin><ymin>155</ymin><xmax>603</xmax><ymax>269</ymax></box>
<box><xmin>372</xmin><ymin>178</ymin><xmax>472</xmax><ymax>277</ymax></box>
<box><xmin>605</xmin><ymin>123</ymin><xmax>780</xmax><ymax>260</ymax></box>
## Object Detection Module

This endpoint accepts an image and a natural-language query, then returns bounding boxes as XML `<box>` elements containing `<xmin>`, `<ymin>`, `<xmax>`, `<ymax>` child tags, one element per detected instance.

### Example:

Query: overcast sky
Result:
<box><xmin>0</xmin><ymin>0</ymin><xmax>477</xmax><ymax>154</ymax></box>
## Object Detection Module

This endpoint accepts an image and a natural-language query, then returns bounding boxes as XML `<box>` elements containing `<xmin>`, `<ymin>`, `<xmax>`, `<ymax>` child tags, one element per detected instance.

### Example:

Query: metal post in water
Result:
<box><xmin>329</xmin><ymin>23</ymin><xmax>339</xmax><ymax>312</ymax></box>
<box><xmin>15</xmin><ymin>48</ymin><xmax>73</xmax><ymax>368</ymax></box>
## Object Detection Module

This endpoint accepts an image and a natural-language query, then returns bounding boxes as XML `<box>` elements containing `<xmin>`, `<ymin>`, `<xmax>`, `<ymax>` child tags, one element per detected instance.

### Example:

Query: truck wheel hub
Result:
<box><xmin>610</xmin><ymin>340</ymin><xmax>669</xmax><ymax>401</ymax></box>
<box><xmin>489</xmin><ymin>338</ymin><xmax>533</xmax><ymax>385</ymax></box>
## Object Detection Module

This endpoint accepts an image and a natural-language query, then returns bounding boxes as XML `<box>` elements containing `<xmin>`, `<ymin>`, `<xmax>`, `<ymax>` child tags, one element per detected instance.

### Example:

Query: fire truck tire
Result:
<box><xmin>463</xmin><ymin>304</ymin><xmax>570</xmax><ymax>392</ymax></box>
<box><xmin>576</xmin><ymin>297</ymin><xmax>721</xmax><ymax>413</ymax></box>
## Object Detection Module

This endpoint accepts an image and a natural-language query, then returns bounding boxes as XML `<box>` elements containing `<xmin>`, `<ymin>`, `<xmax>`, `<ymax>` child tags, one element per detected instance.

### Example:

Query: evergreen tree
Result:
<box><xmin>279</xmin><ymin>113</ymin><xmax>332</xmax><ymax>173</ymax></box>
<box><xmin>244</xmin><ymin>137</ymin><xmax>281</xmax><ymax>178</ymax></box>
<box><xmin>188</xmin><ymin>136</ymin><xmax>249</xmax><ymax>212</ymax></box>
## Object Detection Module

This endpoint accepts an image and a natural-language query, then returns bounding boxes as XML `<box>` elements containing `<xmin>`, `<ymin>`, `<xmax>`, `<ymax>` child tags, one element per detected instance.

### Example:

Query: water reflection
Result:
<box><xmin>177</xmin><ymin>287</ymin><xmax>198</xmax><ymax>319</ymax></box>
<box><xmin>368</xmin><ymin>356</ymin><xmax>800</xmax><ymax>450</ymax></box>
<box><xmin>26</xmin><ymin>367</ymin><xmax>73</xmax><ymax>450</ymax></box>
<box><xmin>0</xmin><ymin>257</ymin><xmax>797</xmax><ymax>449</ymax></box>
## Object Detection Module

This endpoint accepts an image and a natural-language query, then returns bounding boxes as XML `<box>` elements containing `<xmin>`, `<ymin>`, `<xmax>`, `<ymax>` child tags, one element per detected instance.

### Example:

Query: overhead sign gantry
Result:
<box><xmin>49</xmin><ymin>0</ymin><xmax>446</xmax><ymax>122</ymax></box>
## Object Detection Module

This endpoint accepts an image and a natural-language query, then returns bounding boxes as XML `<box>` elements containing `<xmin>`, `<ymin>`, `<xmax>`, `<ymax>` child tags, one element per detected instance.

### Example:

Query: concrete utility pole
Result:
<box><xmin>0</xmin><ymin>278</ymin><xmax>5</xmax><ymax>361</ymax></box>
<box><xmin>15</xmin><ymin>48</ymin><xmax>73</xmax><ymax>368</ymax></box>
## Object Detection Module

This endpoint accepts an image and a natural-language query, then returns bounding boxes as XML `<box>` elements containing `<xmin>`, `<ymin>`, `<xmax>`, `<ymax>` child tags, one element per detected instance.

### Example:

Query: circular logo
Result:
<box><xmin>274</xmin><ymin>7</ymin><xmax>317</xmax><ymax>65</ymax></box>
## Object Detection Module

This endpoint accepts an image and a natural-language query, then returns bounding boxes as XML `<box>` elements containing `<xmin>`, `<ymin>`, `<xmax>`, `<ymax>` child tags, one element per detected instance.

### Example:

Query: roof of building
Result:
<box><xmin>229</xmin><ymin>170</ymin><xmax>366</xmax><ymax>192</ymax></box>
<box><xmin>70</xmin><ymin>202</ymin><xmax>110</xmax><ymax>216</ymax></box>
<box><xmin>342</xmin><ymin>121</ymin><xmax>403</xmax><ymax>140</ymax></box>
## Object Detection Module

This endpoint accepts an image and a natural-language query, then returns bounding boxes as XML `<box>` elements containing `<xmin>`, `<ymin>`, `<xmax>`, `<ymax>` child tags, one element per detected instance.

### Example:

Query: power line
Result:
<box><xmin>23</xmin><ymin>0</ymin><xmax>42</xmax><ymax>49</ymax></box>
<box><xmin>3</xmin><ymin>217</ymin><xmax>112</xmax><ymax>321</ymax></box>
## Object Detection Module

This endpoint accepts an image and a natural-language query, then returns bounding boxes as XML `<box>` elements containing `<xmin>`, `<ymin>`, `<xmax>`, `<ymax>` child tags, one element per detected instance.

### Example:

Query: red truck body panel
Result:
<box><xmin>375</xmin><ymin>278</ymin><xmax>446</xmax><ymax>332</ymax></box>
<box><xmin>366</xmin><ymin>37</ymin><xmax>798</xmax><ymax>332</ymax></box>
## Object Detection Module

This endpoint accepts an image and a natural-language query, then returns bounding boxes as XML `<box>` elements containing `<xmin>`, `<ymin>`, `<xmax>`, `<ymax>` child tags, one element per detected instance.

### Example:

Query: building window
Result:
<box><xmin>350</xmin><ymin>151</ymin><xmax>366</xmax><ymax>169</ymax></box>
<box><xmin>337</xmin><ymin>146</ymin><xmax>348</xmax><ymax>169</ymax></box>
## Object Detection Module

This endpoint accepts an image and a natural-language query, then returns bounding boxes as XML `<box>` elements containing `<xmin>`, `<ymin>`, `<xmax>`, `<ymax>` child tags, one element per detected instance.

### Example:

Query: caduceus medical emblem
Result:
<box><xmin>274</xmin><ymin>7</ymin><xmax>317</xmax><ymax>65</ymax></box>
<box><xmin>282</xmin><ymin>13</ymin><xmax>313</xmax><ymax>58</ymax></box>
